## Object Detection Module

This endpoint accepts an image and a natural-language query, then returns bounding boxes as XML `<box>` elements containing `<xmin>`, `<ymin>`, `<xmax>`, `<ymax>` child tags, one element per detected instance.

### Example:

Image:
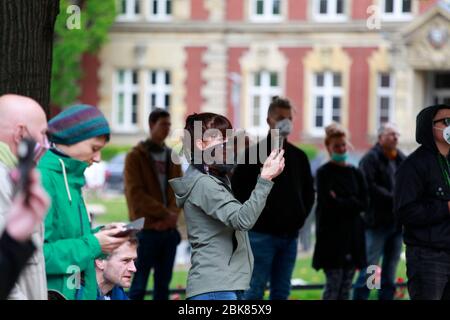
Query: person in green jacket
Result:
<box><xmin>169</xmin><ymin>113</ymin><xmax>285</xmax><ymax>300</ymax></box>
<box><xmin>39</xmin><ymin>105</ymin><xmax>129</xmax><ymax>300</ymax></box>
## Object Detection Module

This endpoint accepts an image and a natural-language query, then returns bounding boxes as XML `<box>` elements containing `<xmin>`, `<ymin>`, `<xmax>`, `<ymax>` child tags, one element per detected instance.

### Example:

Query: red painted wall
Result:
<box><xmin>226</xmin><ymin>0</ymin><xmax>244</xmax><ymax>21</ymax></box>
<box><xmin>191</xmin><ymin>0</ymin><xmax>209</xmax><ymax>20</ymax></box>
<box><xmin>352</xmin><ymin>0</ymin><xmax>374</xmax><ymax>20</ymax></box>
<box><xmin>227</xmin><ymin>47</ymin><xmax>249</xmax><ymax>127</ymax></box>
<box><xmin>343</xmin><ymin>47</ymin><xmax>377</xmax><ymax>150</ymax></box>
<box><xmin>288</xmin><ymin>0</ymin><xmax>307</xmax><ymax>20</ymax></box>
<box><xmin>280</xmin><ymin>47</ymin><xmax>312</xmax><ymax>142</ymax></box>
<box><xmin>185</xmin><ymin>47</ymin><xmax>207</xmax><ymax>117</ymax></box>
<box><xmin>419</xmin><ymin>0</ymin><xmax>438</xmax><ymax>14</ymax></box>
<box><xmin>79</xmin><ymin>53</ymin><xmax>100</xmax><ymax>107</ymax></box>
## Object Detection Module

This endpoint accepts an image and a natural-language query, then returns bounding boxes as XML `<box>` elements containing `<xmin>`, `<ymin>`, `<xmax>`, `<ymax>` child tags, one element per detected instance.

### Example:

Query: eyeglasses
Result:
<box><xmin>433</xmin><ymin>118</ymin><xmax>450</xmax><ymax>126</ymax></box>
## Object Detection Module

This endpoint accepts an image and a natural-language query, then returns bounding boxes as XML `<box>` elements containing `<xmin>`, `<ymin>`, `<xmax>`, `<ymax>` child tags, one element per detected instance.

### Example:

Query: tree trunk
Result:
<box><xmin>0</xmin><ymin>0</ymin><xmax>60</xmax><ymax>117</ymax></box>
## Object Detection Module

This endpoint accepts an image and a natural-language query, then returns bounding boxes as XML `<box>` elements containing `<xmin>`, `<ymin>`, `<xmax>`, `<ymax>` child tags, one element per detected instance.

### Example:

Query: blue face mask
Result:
<box><xmin>331</xmin><ymin>152</ymin><xmax>348</xmax><ymax>163</ymax></box>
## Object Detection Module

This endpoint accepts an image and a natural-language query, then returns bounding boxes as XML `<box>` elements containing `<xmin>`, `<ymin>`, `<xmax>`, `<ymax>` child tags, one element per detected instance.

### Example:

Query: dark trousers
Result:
<box><xmin>129</xmin><ymin>229</ymin><xmax>180</xmax><ymax>300</ymax></box>
<box><xmin>406</xmin><ymin>246</ymin><xmax>450</xmax><ymax>300</ymax></box>
<box><xmin>243</xmin><ymin>231</ymin><xmax>298</xmax><ymax>300</ymax></box>
<box><xmin>353</xmin><ymin>225</ymin><xmax>403</xmax><ymax>300</ymax></box>
<box><xmin>323</xmin><ymin>268</ymin><xmax>356</xmax><ymax>300</ymax></box>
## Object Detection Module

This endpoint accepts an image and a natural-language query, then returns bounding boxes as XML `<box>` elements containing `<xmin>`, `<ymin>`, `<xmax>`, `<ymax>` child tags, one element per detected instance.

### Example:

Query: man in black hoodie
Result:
<box><xmin>231</xmin><ymin>97</ymin><xmax>315</xmax><ymax>300</ymax></box>
<box><xmin>395</xmin><ymin>104</ymin><xmax>450</xmax><ymax>300</ymax></box>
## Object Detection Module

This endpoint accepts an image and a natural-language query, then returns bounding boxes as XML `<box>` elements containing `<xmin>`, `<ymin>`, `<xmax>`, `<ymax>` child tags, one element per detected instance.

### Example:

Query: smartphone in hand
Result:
<box><xmin>113</xmin><ymin>217</ymin><xmax>145</xmax><ymax>237</ymax></box>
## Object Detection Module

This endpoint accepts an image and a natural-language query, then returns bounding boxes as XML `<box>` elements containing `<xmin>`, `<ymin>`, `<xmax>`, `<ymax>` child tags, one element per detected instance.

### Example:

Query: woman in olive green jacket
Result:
<box><xmin>169</xmin><ymin>113</ymin><xmax>285</xmax><ymax>300</ymax></box>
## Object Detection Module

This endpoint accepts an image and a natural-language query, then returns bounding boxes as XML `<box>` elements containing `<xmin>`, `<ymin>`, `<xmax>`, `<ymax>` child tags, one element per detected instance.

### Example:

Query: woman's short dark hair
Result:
<box><xmin>183</xmin><ymin>112</ymin><xmax>232</xmax><ymax>162</ymax></box>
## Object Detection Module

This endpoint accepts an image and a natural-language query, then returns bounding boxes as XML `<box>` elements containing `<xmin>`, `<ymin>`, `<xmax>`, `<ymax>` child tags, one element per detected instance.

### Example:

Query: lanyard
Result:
<box><xmin>437</xmin><ymin>154</ymin><xmax>450</xmax><ymax>188</ymax></box>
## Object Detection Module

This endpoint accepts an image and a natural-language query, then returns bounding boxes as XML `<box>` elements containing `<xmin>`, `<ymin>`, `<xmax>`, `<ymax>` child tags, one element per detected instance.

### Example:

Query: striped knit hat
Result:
<box><xmin>48</xmin><ymin>104</ymin><xmax>110</xmax><ymax>145</ymax></box>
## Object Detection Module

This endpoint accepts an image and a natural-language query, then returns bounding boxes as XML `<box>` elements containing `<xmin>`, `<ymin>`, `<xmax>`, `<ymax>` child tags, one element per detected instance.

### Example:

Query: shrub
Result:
<box><xmin>296</xmin><ymin>143</ymin><xmax>319</xmax><ymax>160</ymax></box>
<box><xmin>101</xmin><ymin>145</ymin><xmax>132</xmax><ymax>162</ymax></box>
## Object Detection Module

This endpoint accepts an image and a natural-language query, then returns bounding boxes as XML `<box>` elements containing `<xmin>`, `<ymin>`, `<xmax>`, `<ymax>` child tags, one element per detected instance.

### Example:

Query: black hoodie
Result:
<box><xmin>231</xmin><ymin>135</ymin><xmax>315</xmax><ymax>237</ymax></box>
<box><xmin>394</xmin><ymin>104</ymin><xmax>450</xmax><ymax>250</ymax></box>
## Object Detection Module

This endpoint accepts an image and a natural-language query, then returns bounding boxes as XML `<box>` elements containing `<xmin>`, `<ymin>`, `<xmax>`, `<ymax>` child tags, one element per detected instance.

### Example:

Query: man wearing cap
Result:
<box><xmin>39</xmin><ymin>104</ymin><xmax>129</xmax><ymax>300</ymax></box>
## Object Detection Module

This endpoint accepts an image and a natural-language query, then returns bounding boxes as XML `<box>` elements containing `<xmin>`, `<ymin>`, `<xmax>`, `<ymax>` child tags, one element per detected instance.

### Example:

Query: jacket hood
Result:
<box><xmin>416</xmin><ymin>104</ymin><xmax>450</xmax><ymax>152</ymax></box>
<box><xmin>169</xmin><ymin>165</ymin><xmax>206</xmax><ymax>207</ymax></box>
<box><xmin>38</xmin><ymin>150</ymin><xmax>89</xmax><ymax>203</ymax></box>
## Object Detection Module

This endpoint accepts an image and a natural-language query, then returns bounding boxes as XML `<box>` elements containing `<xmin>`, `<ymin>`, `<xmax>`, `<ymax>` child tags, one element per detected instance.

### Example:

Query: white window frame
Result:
<box><xmin>432</xmin><ymin>72</ymin><xmax>450</xmax><ymax>105</ymax></box>
<box><xmin>113</xmin><ymin>69</ymin><xmax>140</xmax><ymax>133</ymax></box>
<box><xmin>311</xmin><ymin>71</ymin><xmax>343</xmax><ymax>136</ymax></box>
<box><xmin>116</xmin><ymin>0</ymin><xmax>141</xmax><ymax>22</ymax></box>
<box><xmin>147</xmin><ymin>0</ymin><xmax>172</xmax><ymax>22</ymax></box>
<box><xmin>248</xmin><ymin>71</ymin><xmax>282</xmax><ymax>137</ymax></box>
<box><xmin>250</xmin><ymin>0</ymin><xmax>283</xmax><ymax>22</ymax></box>
<box><xmin>144</xmin><ymin>70</ymin><xmax>171</xmax><ymax>129</ymax></box>
<box><xmin>312</xmin><ymin>0</ymin><xmax>347</xmax><ymax>22</ymax></box>
<box><xmin>381</xmin><ymin>0</ymin><xmax>413</xmax><ymax>21</ymax></box>
<box><xmin>376</xmin><ymin>72</ymin><xmax>395</xmax><ymax>130</ymax></box>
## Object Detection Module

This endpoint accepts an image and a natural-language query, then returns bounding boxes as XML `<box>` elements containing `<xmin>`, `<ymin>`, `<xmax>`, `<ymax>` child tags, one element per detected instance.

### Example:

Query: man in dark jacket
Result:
<box><xmin>231</xmin><ymin>97</ymin><xmax>315</xmax><ymax>300</ymax></box>
<box><xmin>395</xmin><ymin>104</ymin><xmax>450</xmax><ymax>300</ymax></box>
<box><xmin>353</xmin><ymin>123</ymin><xmax>406</xmax><ymax>300</ymax></box>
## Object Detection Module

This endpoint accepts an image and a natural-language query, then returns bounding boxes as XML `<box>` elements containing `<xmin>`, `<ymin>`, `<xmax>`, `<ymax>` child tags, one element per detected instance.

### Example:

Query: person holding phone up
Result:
<box><xmin>169</xmin><ymin>113</ymin><xmax>285</xmax><ymax>300</ymax></box>
<box><xmin>0</xmin><ymin>169</ymin><xmax>50</xmax><ymax>299</ymax></box>
<box><xmin>0</xmin><ymin>94</ymin><xmax>49</xmax><ymax>300</ymax></box>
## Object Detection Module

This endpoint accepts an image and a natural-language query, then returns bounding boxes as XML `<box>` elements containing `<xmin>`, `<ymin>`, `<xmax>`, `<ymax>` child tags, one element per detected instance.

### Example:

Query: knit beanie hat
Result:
<box><xmin>48</xmin><ymin>104</ymin><xmax>111</xmax><ymax>145</ymax></box>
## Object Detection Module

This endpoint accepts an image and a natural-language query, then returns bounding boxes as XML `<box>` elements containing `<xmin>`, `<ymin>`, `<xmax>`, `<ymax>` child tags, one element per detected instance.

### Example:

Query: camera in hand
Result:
<box><xmin>16</xmin><ymin>138</ymin><xmax>36</xmax><ymax>206</ymax></box>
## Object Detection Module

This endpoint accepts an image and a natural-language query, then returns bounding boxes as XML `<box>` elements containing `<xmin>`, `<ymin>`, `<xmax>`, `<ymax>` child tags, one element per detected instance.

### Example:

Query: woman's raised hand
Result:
<box><xmin>261</xmin><ymin>149</ymin><xmax>285</xmax><ymax>181</ymax></box>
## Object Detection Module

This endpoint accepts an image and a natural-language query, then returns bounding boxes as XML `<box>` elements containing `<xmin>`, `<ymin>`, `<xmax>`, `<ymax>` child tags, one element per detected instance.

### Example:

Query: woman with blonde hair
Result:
<box><xmin>312</xmin><ymin>123</ymin><xmax>368</xmax><ymax>300</ymax></box>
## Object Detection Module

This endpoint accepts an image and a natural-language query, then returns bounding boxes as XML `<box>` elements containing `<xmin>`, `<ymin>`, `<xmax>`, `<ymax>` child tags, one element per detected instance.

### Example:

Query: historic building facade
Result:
<box><xmin>79</xmin><ymin>0</ymin><xmax>450</xmax><ymax>152</ymax></box>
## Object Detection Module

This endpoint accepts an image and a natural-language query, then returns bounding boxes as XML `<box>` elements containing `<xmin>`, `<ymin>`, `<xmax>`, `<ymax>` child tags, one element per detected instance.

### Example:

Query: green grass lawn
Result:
<box><xmin>88</xmin><ymin>193</ymin><xmax>409</xmax><ymax>300</ymax></box>
<box><xmin>145</xmin><ymin>256</ymin><xmax>408</xmax><ymax>300</ymax></box>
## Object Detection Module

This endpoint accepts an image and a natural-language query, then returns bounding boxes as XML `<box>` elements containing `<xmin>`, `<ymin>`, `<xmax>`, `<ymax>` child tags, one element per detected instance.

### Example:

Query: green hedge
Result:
<box><xmin>296</xmin><ymin>143</ymin><xmax>319</xmax><ymax>160</ymax></box>
<box><xmin>101</xmin><ymin>145</ymin><xmax>132</xmax><ymax>162</ymax></box>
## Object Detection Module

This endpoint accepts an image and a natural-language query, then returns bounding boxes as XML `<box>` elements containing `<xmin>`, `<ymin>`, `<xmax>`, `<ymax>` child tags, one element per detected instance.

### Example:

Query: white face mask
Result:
<box><xmin>434</xmin><ymin>126</ymin><xmax>450</xmax><ymax>145</ymax></box>
<box><xmin>275</xmin><ymin>118</ymin><xmax>293</xmax><ymax>137</ymax></box>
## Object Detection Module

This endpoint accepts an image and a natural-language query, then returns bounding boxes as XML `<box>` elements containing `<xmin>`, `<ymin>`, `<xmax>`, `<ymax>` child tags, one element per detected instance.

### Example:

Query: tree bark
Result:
<box><xmin>0</xmin><ymin>0</ymin><xmax>60</xmax><ymax>117</ymax></box>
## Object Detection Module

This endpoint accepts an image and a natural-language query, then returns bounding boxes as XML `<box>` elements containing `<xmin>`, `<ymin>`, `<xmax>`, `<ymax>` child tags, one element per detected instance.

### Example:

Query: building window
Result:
<box><xmin>148</xmin><ymin>0</ymin><xmax>172</xmax><ymax>21</ymax></box>
<box><xmin>249</xmin><ymin>71</ymin><xmax>282</xmax><ymax>135</ymax></box>
<box><xmin>433</xmin><ymin>73</ymin><xmax>450</xmax><ymax>105</ymax></box>
<box><xmin>313</xmin><ymin>0</ymin><xmax>346</xmax><ymax>22</ymax></box>
<box><xmin>250</xmin><ymin>0</ymin><xmax>282</xmax><ymax>22</ymax></box>
<box><xmin>113</xmin><ymin>70</ymin><xmax>139</xmax><ymax>131</ymax></box>
<box><xmin>311</xmin><ymin>71</ymin><xmax>343</xmax><ymax>132</ymax></box>
<box><xmin>381</xmin><ymin>0</ymin><xmax>412</xmax><ymax>21</ymax></box>
<box><xmin>117</xmin><ymin>0</ymin><xmax>141</xmax><ymax>21</ymax></box>
<box><xmin>376</xmin><ymin>72</ymin><xmax>395</xmax><ymax>128</ymax></box>
<box><xmin>146</xmin><ymin>70</ymin><xmax>171</xmax><ymax>116</ymax></box>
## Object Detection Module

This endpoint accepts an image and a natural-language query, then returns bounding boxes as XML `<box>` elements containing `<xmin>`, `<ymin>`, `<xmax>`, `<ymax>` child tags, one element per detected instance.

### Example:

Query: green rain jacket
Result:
<box><xmin>38</xmin><ymin>150</ymin><xmax>102</xmax><ymax>300</ymax></box>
